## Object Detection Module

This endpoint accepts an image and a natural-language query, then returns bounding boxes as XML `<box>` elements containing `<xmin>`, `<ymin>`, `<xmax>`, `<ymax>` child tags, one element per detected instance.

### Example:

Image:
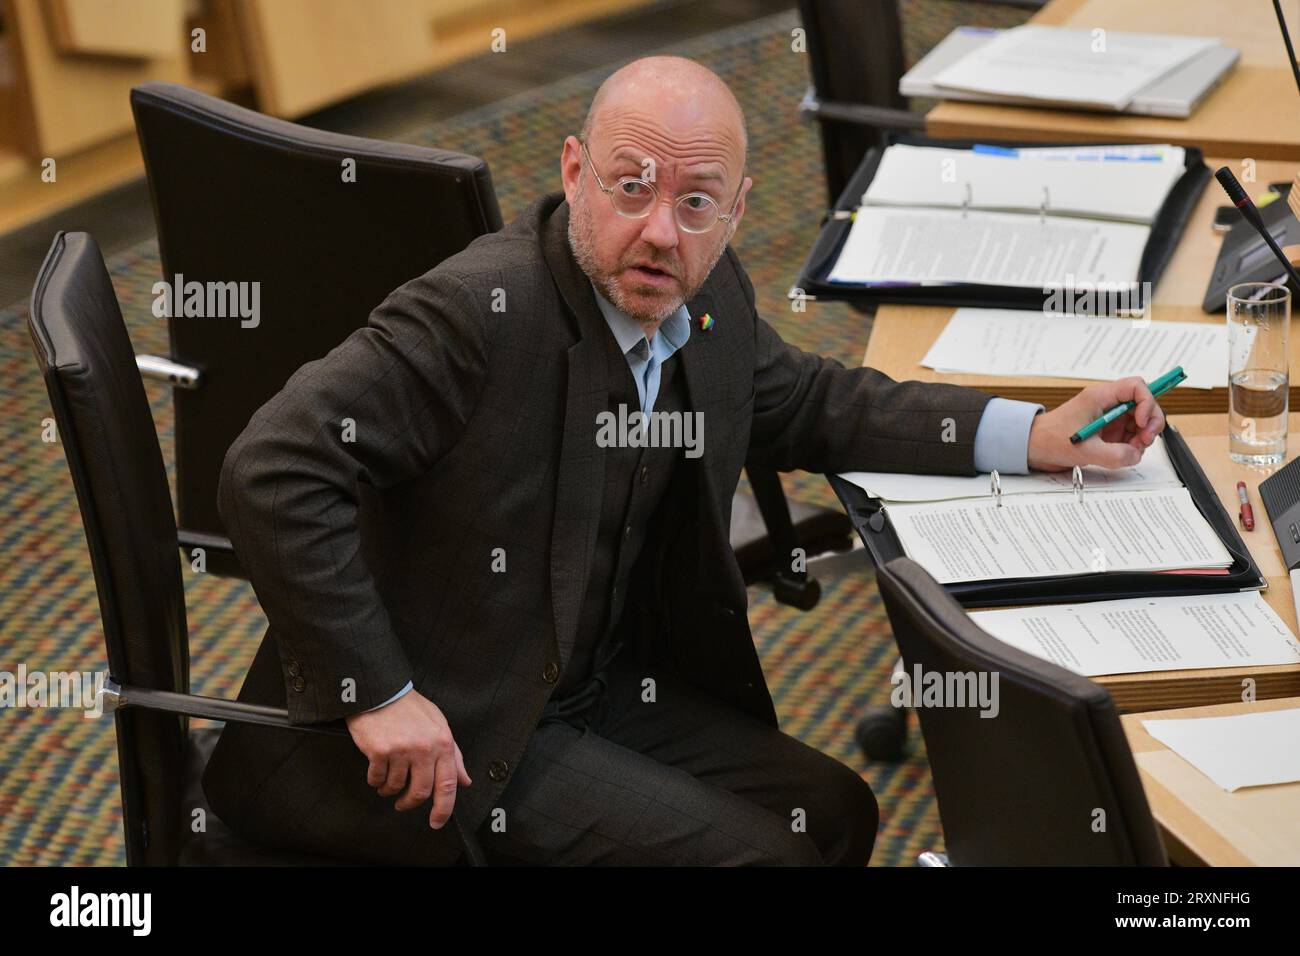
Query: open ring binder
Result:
<box><xmin>793</xmin><ymin>134</ymin><xmax>1209</xmax><ymax>315</ymax></box>
<box><xmin>828</xmin><ymin>424</ymin><xmax>1265</xmax><ymax>608</ymax></box>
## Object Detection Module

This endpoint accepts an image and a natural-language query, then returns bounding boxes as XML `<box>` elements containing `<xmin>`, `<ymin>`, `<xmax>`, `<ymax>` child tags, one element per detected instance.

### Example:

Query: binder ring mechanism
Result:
<box><xmin>960</xmin><ymin>184</ymin><xmax>1050</xmax><ymax>221</ymax></box>
<box><xmin>989</xmin><ymin>466</ymin><xmax>1085</xmax><ymax>507</ymax></box>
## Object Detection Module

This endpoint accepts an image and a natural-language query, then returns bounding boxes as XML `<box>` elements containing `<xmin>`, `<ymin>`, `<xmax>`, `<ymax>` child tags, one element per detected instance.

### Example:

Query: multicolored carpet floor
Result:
<box><xmin>0</xmin><ymin>2</ymin><xmax>1030</xmax><ymax>865</ymax></box>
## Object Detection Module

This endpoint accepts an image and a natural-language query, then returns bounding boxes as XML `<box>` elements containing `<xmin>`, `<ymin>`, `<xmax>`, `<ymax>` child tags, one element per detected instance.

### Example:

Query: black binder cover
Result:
<box><xmin>794</xmin><ymin>135</ymin><xmax>1211</xmax><ymax>313</ymax></box>
<box><xmin>827</xmin><ymin>423</ymin><xmax>1266</xmax><ymax>609</ymax></box>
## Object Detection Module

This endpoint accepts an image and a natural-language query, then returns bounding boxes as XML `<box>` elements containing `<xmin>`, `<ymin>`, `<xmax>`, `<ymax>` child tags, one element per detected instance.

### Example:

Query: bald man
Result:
<box><xmin>202</xmin><ymin>56</ymin><xmax>1166</xmax><ymax>866</ymax></box>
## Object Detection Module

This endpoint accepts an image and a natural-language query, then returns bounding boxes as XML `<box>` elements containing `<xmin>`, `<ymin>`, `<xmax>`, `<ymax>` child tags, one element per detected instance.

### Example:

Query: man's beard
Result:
<box><xmin>568</xmin><ymin>180</ymin><xmax>731</xmax><ymax>329</ymax></box>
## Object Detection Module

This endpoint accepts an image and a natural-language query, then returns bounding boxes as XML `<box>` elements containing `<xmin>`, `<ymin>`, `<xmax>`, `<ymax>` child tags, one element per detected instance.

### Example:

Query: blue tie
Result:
<box><xmin>640</xmin><ymin>349</ymin><xmax>659</xmax><ymax>415</ymax></box>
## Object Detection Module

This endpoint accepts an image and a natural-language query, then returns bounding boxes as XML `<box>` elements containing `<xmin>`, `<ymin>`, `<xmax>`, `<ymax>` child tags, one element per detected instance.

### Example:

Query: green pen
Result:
<box><xmin>1068</xmin><ymin>366</ymin><xmax>1185</xmax><ymax>445</ymax></box>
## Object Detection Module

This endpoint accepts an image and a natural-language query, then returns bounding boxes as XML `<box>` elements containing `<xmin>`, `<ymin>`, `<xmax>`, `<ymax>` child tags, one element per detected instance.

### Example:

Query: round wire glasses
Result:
<box><xmin>578</xmin><ymin>136</ymin><xmax>743</xmax><ymax>234</ymax></box>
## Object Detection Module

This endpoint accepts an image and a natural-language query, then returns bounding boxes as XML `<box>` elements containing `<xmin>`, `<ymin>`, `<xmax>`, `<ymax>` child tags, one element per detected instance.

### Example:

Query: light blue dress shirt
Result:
<box><xmin>972</xmin><ymin>397</ymin><xmax>1045</xmax><ymax>475</ymax></box>
<box><xmin>590</xmin><ymin>286</ymin><xmax>692</xmax><ymax>415</ymax></box>
<box><xmin>363</xmin><ymin>303</ymin><xmax>1041</xmax><ymax>713</ymax></box>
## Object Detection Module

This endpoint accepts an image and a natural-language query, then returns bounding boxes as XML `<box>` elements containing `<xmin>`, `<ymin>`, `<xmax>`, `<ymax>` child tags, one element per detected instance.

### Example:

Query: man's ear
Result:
<box><xmin>730</xmin><ymin>176</ymin><xmax>752</xmax><ymax>232</ymax></box>
<box><xmin>561</xmin><ymin>136</ymin><xmax>582</xmax><ymax>204</ymax></box>
<box><xmin>725</xmin><ymin>176</ymin><xmax>752</xmax><ymax>245</ymax></box>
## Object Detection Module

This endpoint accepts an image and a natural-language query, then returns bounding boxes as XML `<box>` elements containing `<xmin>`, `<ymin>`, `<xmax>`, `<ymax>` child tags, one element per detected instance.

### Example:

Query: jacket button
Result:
<box><xmin>488</xmin><ymin>760</ymin><xmax>509</xmax><ymax>782</ymax></box>
<box><xmin>287</xmin><ymin>660</ymin><xmax>302</xmax><ymax>677</ymax></box>
<box><xmin>624</xmin><ymin>524</ymin><xmax>632</xmax><ymax>539</ymax></box>
<box><xmin>291</xmin><ymin>677</ymin><xmax>306</xmax><ymax>692</ymax></box>
<box><xmin>542</xmin><ymin>662</ymin><xmax>559</xmax><ymax>683</ymax></box>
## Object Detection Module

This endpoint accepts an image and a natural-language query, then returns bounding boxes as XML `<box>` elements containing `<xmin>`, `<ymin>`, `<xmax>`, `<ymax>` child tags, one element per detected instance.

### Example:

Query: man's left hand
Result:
<box><xmin>1027</xmin><ymin>376</ymin><xmax>1167</xmax><ymax>472</ymax></box>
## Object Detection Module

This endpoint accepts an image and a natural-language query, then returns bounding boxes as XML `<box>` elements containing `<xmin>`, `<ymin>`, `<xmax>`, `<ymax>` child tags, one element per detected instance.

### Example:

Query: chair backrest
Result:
<box><xmin>29</xmin><ymin>231</ymin><xmax>191</xmax><ymax>865</ymax></box>
<box><xmin>798</xmin><ymin>0</ymin><xmax>908</xmax><ymax>203</ymax></box>
<box><xmin>875</xmin><ymin>558</ymin><xmax>1168</xmax><ymax>866</ymax></box>
<box><xmin>130</xmin><ymin>81</ymin><xmax>503</xmax><ymax>575</ymax></box>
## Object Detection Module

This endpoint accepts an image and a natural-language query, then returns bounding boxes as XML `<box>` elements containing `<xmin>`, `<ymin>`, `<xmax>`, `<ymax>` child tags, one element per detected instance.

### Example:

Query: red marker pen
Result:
<box><xmin>1237</xmin><ymin>481</ymin><xmax>1255</xmax><ymax>531</ymax></box>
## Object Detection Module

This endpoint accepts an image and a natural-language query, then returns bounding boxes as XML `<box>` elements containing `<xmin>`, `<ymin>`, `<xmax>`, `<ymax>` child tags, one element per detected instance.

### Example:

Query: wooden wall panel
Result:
<box><xmin>189</xmin><ymin>0</ymin><xmax>250</xmax><ymax>87</ymax></box>
<box><xmin>41</xmin><ymin>0</ymin><xmax>185</xmax><ymax>59</ymax></box>
<box><xmin>3</xmin><ymin>0</ymin><xmax>189</xmax><ymax>156</ymax></box>
<box><xmin>234</xmin><ymin>0</ymin><xmax>656</xmax><ymax>119</ymax></box>
<box><xmin>233</xmin><ymin>0</ymin><xmax>433</xmax><ymax>118</ymax></box>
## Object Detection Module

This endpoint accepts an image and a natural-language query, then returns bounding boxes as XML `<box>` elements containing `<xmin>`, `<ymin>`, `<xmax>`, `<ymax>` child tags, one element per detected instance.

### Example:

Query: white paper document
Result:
<box><xmin>1141</xmin><ymin>708</ymin><xmax>1300</xmax><ymax>791</ymax></box>
<box><xmin>919</xmin><ymin>309</ymin><xmax>1226</xmax><ymax>390</ymax></box>
<box><xmin>970</xmin><ymin>592</ymin><xmax>1300</xmax><ymax>677</ymax></box>
<box><xmin>930</xmin><ymin>25</ymin><xmax>1219</xmax><ymax>109</ymax></box>
<box><xmin>840</xmin><ymin>435</ymin><xmax>1180</xmax><ymax>503</ymax></box>
<box><xmin>827</xmin><ymin>207</ymin><xmax>1148</xmax><ymax>288</ymax></box>
<box><xmin>885</xmin><ymin>487</ymin><xmax>1233</xmax><ymax>583</ymax></box>
<box><xmin>864</xmin><ymin>144</ymin><xmax>1186</xmax><ymax>224</ymax></box>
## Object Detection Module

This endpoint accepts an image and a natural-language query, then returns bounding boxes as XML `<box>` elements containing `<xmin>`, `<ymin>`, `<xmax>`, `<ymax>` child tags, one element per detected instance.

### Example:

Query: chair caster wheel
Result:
<box><xmin>772</xmin><ymin>573</ymin><xmax>821</xmax><ymax>610</ymax></box>
<box><xmin>856</xmin><ymin>706</ymin><xmax>908</xmax><ymax>762</ymax></box>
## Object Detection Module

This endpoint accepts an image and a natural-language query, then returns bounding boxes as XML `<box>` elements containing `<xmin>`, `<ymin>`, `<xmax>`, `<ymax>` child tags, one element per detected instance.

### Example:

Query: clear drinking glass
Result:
<box><xmin>1228</xmin><ymin>281</ymin><xmax>1290</xmax><ymax>465</ymax></box>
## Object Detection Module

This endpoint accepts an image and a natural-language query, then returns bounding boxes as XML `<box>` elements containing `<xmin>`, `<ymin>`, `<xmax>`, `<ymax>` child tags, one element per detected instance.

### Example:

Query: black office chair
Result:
<box><xmin>876</xmin><ymin>558</ymin><xmax>1168</xmax><ymax>866</ymax></box>
<box><xmin>28</xmin><ymin>231</ymin><xmax>486</xmax><ymax>866</ymax></box>
<box><xmin>797</xmin><ymin>0</ymin><xmax>926</xmax><ymax>207</ymax></box>
<box><xmin>764</xmin><ymin>2</ymin><xmax>917</xmax><ymax>618</ymax></box>
<box><xmin>130</xmin><ymin>81</ymin><xmax>505</xmax><ymax>578</ymax></box>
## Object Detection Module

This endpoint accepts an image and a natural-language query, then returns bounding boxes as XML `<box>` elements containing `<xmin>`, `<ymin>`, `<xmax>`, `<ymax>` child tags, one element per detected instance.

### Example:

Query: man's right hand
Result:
<box><xmin>344</xmin><ymin>690</ymin><xmax>472</xmax><ymax>829</ymax></box>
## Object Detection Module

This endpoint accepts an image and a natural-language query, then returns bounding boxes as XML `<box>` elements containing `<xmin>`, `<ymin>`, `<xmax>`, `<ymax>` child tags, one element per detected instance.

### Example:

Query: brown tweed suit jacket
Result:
<box><xmin>201</xmin><ymin>191</ymin><xmax>994</xmax><ymax>863</ymax></box>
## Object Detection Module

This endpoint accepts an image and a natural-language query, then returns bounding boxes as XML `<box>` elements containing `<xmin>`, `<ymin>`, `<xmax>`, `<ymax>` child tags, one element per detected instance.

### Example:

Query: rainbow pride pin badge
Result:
<box><xmin>697</xmin><ymin>312</ymin><xmax>715</xmax><ymax>332</ymax></box>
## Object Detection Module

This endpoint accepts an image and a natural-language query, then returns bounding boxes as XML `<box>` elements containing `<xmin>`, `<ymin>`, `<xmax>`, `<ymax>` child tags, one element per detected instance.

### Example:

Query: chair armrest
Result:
<box><xmin>136</xmin><ymin>354</ymin><xmax>202</xmax><ymax>389</ymax></box>
<box><xmin>101</xmin><ymin>678</ymin><xmax>489</xmax><ymax>865</ymax></box>
<box><xmin>798</xmin><ymin>87</ymin><xmax>927</xmax><ymax>132</ymax></box>
<box><xmin>177</xmin><ymin>529</ymin><xmax>236</xmax><ymax>556</ymax></box>
<box><xmin>101</xmin><ymin>677</ymin><xmax>346</xmax><ymax>736</ymax></box>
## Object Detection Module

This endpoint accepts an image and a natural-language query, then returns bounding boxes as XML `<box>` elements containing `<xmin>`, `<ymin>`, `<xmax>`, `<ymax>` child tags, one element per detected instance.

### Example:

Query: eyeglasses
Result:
<box><xmin>578</xmin><ymin>136</ymin><xmax>744</xmax><ymax>234</ymax></box>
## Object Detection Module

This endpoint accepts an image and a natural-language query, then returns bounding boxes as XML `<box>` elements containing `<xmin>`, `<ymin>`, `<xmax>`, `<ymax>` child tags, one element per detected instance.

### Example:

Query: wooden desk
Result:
<box><xmin>1084</xmin><ymin>414</ymin><xmax>1300</xmax><ymax>712</ymax></box>
<box><xmin>861</xmin><ymin>156</ymin><xmax>1300</xmax><ymax>413</ymax></box>
<box><xmin>925</xmin><ymin>0</ymin><xmax>1300</xmax><ymax>161</ymax></box>
<box><xmin>1121</xmin><ymin>696</ymin><xmax>1300</xmax><ymax>865</ymax></box>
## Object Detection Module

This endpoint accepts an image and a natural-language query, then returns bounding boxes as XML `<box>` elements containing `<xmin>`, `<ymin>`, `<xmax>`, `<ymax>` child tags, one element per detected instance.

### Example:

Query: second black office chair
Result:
<box><xmin>797</xmin><ymin>0</ymin><xmax>925</xmax><ymax>206</ymax></box>
<box><xmin>876</xmin><ymin>557</ymin><xmax>1168</xmax><ymax>866</ymax></box>
<box><xmin>130</xmin><ymin>81</ymin><xmax>506</xmax><ymax>578</ymax></box>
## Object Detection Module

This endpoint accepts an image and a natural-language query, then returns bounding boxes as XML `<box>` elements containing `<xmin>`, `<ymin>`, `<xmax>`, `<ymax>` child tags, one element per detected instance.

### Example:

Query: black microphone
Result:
<box><xmin>1274</xmin><ymin>0</ymin><xmax>1300</xmax><ymax>103</ymax></box>
<box><xmin>1215</xmin><ymin>165</ymin><xmax>1300</xmax><ymax>290</ymax></box>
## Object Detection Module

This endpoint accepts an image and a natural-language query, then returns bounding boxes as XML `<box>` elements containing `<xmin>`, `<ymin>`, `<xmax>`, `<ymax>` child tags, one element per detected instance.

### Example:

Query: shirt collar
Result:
<box><xmin>590</xmin><ymin>282</ymin><xmax>691</xmax><ymax>361</ymax></box>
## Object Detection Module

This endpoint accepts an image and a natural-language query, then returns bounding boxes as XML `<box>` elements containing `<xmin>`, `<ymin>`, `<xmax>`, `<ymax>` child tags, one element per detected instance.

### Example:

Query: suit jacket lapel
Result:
<box><xmin>541</xmin><ymin>200</ymin><xmax>610</xmax><ymax>671</ymax></box>
<box><xmin>675</xmin><ymin>288</ymin><xmax>733</xmax><ymax>583</ymax></box>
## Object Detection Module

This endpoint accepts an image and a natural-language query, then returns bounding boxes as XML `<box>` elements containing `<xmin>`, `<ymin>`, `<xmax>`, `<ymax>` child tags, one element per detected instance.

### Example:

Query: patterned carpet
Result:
<box><xmin>0</xmin><ymin>2</ymin><xmax>1030</xmax><ymax>866</ymax></box>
